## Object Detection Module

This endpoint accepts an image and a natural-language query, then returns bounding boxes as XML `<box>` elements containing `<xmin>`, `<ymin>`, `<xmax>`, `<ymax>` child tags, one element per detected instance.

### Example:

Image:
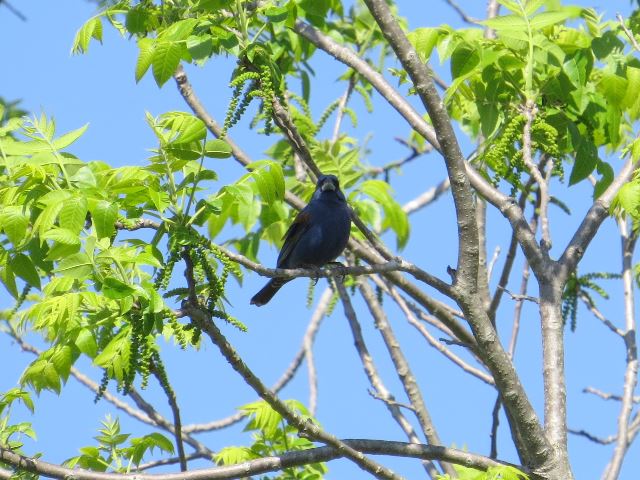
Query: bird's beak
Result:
<box><xmin>321</xmin><ymin>179</ymin><xmax>336</xmax><ymax>192</ymax></box>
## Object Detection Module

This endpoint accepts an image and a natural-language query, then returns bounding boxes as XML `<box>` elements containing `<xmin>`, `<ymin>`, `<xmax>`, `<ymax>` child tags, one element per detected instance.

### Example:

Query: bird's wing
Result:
<box><xmin>277</xmin><ymin>209</ymin><xmax>312</xmax><ymax>267</ymax></box>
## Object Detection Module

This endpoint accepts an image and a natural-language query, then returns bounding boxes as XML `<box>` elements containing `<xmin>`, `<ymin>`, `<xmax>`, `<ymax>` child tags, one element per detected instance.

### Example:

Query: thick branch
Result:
<box><xmin>361</xmin><ymin>0</ymin><xmax>479</xmax><ymax>289</ymax></box>
<box><xmin>0</xmin><ymin>440</ymin><xmax>525</xmax><ymax>480</ymax></box>
<box><xmin>293</xmin><ymin>18</ymin><xmax>545</xmax><ymax>277</ymax></box>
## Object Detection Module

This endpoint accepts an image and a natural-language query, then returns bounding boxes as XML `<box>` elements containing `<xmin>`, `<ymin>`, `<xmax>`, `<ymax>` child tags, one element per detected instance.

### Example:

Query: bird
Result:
<box><xmin>250</xmin><ymin>174</ymin><xmax>351</xmax><ymax>306</ymax></box>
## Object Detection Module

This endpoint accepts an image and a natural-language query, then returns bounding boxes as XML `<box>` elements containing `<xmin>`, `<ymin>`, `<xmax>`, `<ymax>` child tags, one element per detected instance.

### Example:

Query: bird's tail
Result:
<box><xmin>250</xmin><ymin>278</ymin><xmax>289</xmax><ymax>306</ymax></box>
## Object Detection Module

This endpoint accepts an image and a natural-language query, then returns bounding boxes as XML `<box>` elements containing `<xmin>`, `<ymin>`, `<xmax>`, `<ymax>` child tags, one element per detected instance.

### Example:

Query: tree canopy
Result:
<box><xmin>2</xmin><ymin>0</ymin><xmax>640</xmax><ymax>479</ymax></box>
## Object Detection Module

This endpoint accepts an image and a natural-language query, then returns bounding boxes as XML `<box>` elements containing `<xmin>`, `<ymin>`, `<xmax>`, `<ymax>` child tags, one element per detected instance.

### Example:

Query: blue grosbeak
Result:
<box><xmin>250</xmin><ymin>174</ymin><xmax>351</xmax><ymax>306</ymax></box>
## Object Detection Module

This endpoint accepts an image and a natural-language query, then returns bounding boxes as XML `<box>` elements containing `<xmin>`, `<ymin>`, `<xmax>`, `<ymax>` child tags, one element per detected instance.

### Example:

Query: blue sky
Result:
<box><xmin>1</xmin><ymin>1</ymin><xmax>639</xmax><ymax>479</ymax></box>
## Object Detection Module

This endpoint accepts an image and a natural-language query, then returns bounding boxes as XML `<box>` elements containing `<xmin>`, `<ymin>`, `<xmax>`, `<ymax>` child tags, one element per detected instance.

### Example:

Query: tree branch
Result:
<box><xmin>372</xmin><ymin>276</ymin><xmax>494</xmax><ymax>386</ymax></box>
<box><xmin>292</xmin><ymin>18</ymin><xmax>544</xmax><ymax>276</ymax></box>
<box><xmin>150</xmin><ymin>363</ymin><xmax>187</xmax><ymax>472</ymax></box>
<box><xmin>402</xmin><ymin>178</ymin><xmax>450</xmax><ymax>215</ymax></box>
<box><xmin>558</xmin><ymin>159</ymin><xmax>639</xmax><ymax>281</ymax></box>
<box><xmin>356</xmin><ymin>280</ymin><xmax>456</xmax><ymax>478</ymax></box>
<box><xmin>183</xmin><ymin>290</ymin><xmax>327</xmax><ymax>433</ymax></box>
<box><xmin>443</xmin><ymin>0</ymin><xmax>480</xmax><ymax>24</ymax></box>
<box><xmin>0</xmin><ymin>440</ymin><xmax>526</xmax><ymax>480</ymax></box>
<box><xmin>334</xmin><ymin>280</ymin><xmax>439</xmax><ymax>478</ymax></box>
<box><xmin>603</xmin><ymin>219</ymin><xmax>639</xmax><ymax>480</ymax></box>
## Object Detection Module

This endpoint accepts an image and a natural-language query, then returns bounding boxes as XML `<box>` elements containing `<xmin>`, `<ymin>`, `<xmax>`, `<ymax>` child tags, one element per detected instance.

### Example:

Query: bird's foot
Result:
<box><xmin>326</xmin><ymin>261</ymin><xmax>348</xmax><ymax>280</ymax></box>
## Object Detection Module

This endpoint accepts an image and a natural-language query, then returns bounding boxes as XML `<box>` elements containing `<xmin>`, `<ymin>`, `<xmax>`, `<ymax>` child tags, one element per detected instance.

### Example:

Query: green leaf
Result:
<box><xmin>125</xmin><ymin>6</ymin><xmax>151</xmax><ymax>35</ymax></box>
<box><xmin>92</xmin><ymin>200</ymin><xmax>118</xmax><ymax>239</ymax></box>
<box><xmin>51</xmin><ymin>345</ymin><xmax>77</xmax><ymax>381</ymax></box>
<box><xmin>357</xmin><ymin>180</ymin><xmax>410</xmax><ymax>249</ymax></box>
<box><xmin>563</xmin><ymin>50</ymin><xmax>592</xmax><ymax>89</ymax></box>
<box><xmin>264</xmin><ymin>5</ymin><xmax>289</xmax><ymax>23</ymax></box>
<box><xmin>76</xmin><ymin>328</ymin><xmax>98</xmax><ymax>358</ymax></box>
<box><xmin>407</xmin><ymin>27</ymin><xmax>442</xmax><ymax>62</ymax></box>
<box><xmin>56</xmin><ymin>253</ymin><xmax>93</xmax><ymax>279</ymax></box>
<box><xmin>51</xmin><ymin>124</ymin><xmax>89</xmax><ymax>150</ymax></box>
<box><xmin>42</xmin><ymin>228</ymin><xmax>80</xmax><ymax>246</ymax></box>
<box><xmin>481</xmin><ymin>14</ymin><xmax>528</xmax><ymax>32</ymax></box>
<box><xmin>59</xmin><ymin>195</ymin><xmax>88</xmax><ymax>235</ymax></box>
<box><xmin>102</xmin><ymin>277</ymin><xmax>136</xmax><ymax>300</ymax></box>
<box><xmin>33</xmin><ymin>200</ymin><xmax>66</xmax><ymax>238</ymax></box>
<box><xmin>144</xmin><ymin>432</ymin><xmax>175</xmax><ymax>453</ymax></box>
<box><xmin>569</xmin><ymin>139</ymin><xmax>598</xmax><ymax>185</ymax></box>
<box><xmin>10</xmin><ymin>253</ymin><xmax>41</xmax><ymax>290</ymax></box>
<box><xmin>186</xmin><ymin>35</ymin><xmax>213</xmax><ymax>63</ymax></box>
<box><xmin>93</xmin><ymin>332</ymin><xmax>130</xmax><ymax>382</ymax></box>
<box><xmin>529</xmin><ymin>10</ymin><xmax>577</xmax><ymax>30</ymax></box>
<box><xmin>615</xmin><ymin>181</ymin><xmax>640</xmax><ymax>216</ymax></box>
<box><xmin>159</xmin><ymin>18</ymin><xmax>198</xmax><ymax>41</ymax></box>
<box><xmin>524</xmin><ymin>0</ymin><xmax>546</xmax><ymax>15</ymax></box>
<box><xmin>136</xmin><ymin>38</ymin><xmax>156</xmax><ymax>83</ymax></box>
<box><xmin>204</xmin><ymin>139</ymin><xmax>233</xmax><ymax>158</ymax></box>
<box><xmin>72</xmin><ymin>17</ymin><xmax>103</xmax><ymax>55</ymax></box>
<box><xmin>159</xmin><ymin>111</ymin><xmax>206</xmax><ymax>143</ymax></box>
<box><xmin>598</xmin><ymin>72</ymin><xmax>628</xmax><ymax>107</ymax></box>
<box><xmin>152</xmin><ymin>41</ymin><xmax>182</xmax><ymax>87</ymax></box>
<box><xmin>0</xmin><ymin>207</ymin><xmax>29</xmax><ymax>246</ymax></box>
<box><xmin>0</xmin><ymin>251</ymin><xmax>18</xmax><ymax>299</ymax></box>
<box><xmin>450</xmin><ymin>43</ymin><xmax>480</xmax><ymax>79</ymax></box>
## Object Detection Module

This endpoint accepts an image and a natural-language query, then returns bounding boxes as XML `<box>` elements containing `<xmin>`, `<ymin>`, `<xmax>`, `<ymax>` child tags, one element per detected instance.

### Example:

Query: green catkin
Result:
<box><xmin>484</xmin><ymin>114</ymin><xmax>526</xmax><ymax>188</ymax></box>
<box><xmin>288</xmin><ymin>92</ymin><xmax>313</xmax><ymax>121</ymax></box>
<box><xmin>166</xmin><ymin>309</ymin><xmax>188</xmax><ymax>349</ymax></box>
<box><xmin>9</xmin><ymin>284</ymin><xmax>31</xmax><ymax>319</ymax></box>
<box><xmin>154</xmin><ymin>241</ymin><xmax>180</xmax><ymax>290</ymax></box>
<box><xmin>326</xmin><ymin>289</ymin><xmax>339</xmax><ymax>317</ymax></box>
<box><xmin>123</xmin><ymin>311</ymin><xmax>143</xmax><ymax>394</ymax></box>
<box><xmin>140</xmin><ymin>335</ymin><xmax>155</xmax><ymax>390</ymax></box>
<box><xmin>259</xmin><ymin>64</ymin><xmax>276</xmax><ymax>135</ymax></box>
<box><xmin>94</xmin><ymin>369</ymin><xmax>110</xmax><ymax>403</ymax></box>
<box><xmin>316</xmin><ymin>99</ymin><xmax>340</xmax><ymax>132</ymax></box>
<box><xmin>306</xmin><ymin>279</ymin><xmax>316</xmax><ymax>309</ymax></box>
<box><xmin>150</xmin><ymin>351</ymin><xmax>174</xmax><ymax>401</ymax></box>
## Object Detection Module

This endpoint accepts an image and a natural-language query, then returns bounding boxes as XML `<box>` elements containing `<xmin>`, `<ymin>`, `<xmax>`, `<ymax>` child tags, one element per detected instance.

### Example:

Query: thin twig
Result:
<box><xmin>579</xmin><ymin>293</ymin><xmax>625</xmax><ymax>337</ymax></box>
<box><xmin>487</xmin><ymin>246</ymin><xmax>501</xmax><ymax>281</ymax></box>
<box><xmin>135</xmin><ymin>453</ymin><xmax>208</xmax><ymax>472</ymax></box>
<box><xmin>508</xmin><ymin>262</ymin><xmax>532</xmax><ymax>360</ymax></box>
<box><xmin>150</xmin><ymin>364</ymin><xmax>187</xmax><ymax>472</ymax></box>
<box><xmin>0</xmin><ymin>0</ymin><xmax>27</xmax><ymax>21</ymax></box>
<box><xmin>602</xmin><ymin>219</ymin><xmax>639</xmax><ymax>480</ymax></box>
<box><xmin>305</xmin><ymin>287</ymin><xmax>334</xmax><ymax>415</ymax></box>
<box><xmin>356</xmin><ymin>280</ymin><xmax>456</xmax><ymax>478</ymax></box>
<box><xmin>334</xmin><ymin>279</ymin><xmax>438</xmax><ymax>478</ymax></box>
<box><xmin>496</xmin><ymin>285</ymin><xmax>539</xmax><ymax>304</ymax></box>
<box><xmin>443</xmin><ymin>0</ymin><xmax>480</xmax><ymax>24</ymax></box>
<box><xmin>373</xmin><ymin>276</ymin><xmax>494</xmax><ymax>386</ymax></box>
<box><xmin>583</xmin><ymin>387</ymin><xmax>640</xmax><ymax>404</ymax></box>
<box><xmin>569</xmin><ymin>429</ymin><xmax>616</xmax><ymax>445</ymax></box>
<box><xmin>617</xmin><ymin>13</ymin><xmax>640</xmax><ymax>52</ymax></box>
<box><xmin>402</xmin><ymin>178</ymin><xmax>450</xmax><ymax>214</ymax></box>
<box><xmin>332</xmin><ymin>75</ymin><xmax>357</xmax><ymax>143</ymax></box>
<box><xmin>490</xmin><ymin>395</ymin><xmax>501</xmax><ymax>459</ymax></box>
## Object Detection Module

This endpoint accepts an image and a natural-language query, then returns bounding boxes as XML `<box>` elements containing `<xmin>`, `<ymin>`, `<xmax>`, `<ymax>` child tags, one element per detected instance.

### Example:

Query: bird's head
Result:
<box><xmin>317</xmin><ymin>174</ymin><xmax>340</xmax><ymax>192</ymax></box>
